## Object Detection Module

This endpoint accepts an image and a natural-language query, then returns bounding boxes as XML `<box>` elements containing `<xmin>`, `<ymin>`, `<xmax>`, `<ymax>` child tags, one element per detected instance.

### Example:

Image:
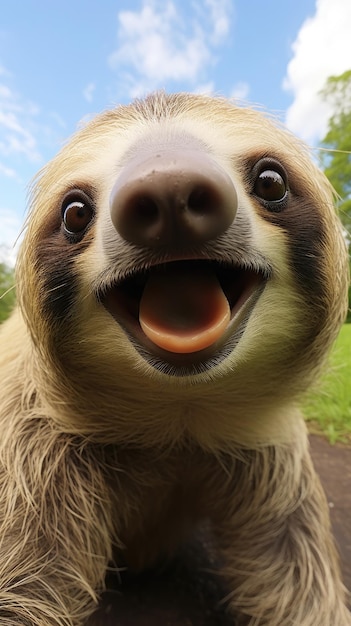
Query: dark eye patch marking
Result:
<box><xmin>36</xmin><ymin>236</ymin><xmax>87</xmax><ymax>320</ymax></box>
<box><xmin>34</xmin><ymin>187</ymin><xmax>97</xmax><ymax>321</ymax></box>
<box><xmin>250</xmin><ymin>158</ymin><xmax>330</xmax><ymax>330</ymax></box>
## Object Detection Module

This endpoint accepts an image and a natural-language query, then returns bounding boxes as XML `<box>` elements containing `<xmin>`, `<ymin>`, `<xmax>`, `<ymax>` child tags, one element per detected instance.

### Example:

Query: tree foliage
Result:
<box><xmin>319</xmin><ymin>70</ymin><xmax>351</xmax><ymax>322</ymax></box>
<box><xmin>0</xmin><ymin>262</ymin><xmax>16</xmax><ymax>323</ymax></box>
<box><xmin>319</xmin><ymin>69</ymin><xmax>351</xmax><ymax>233</ymax></box>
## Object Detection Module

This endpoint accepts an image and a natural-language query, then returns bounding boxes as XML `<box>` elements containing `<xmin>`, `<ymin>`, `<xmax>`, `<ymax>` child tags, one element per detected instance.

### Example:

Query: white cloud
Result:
<box><xmin>83</xmin><ymin>82</ymin><xmax>96</xmax><ymax>103</ymax></box>
<box><xmin>0</xmin><ymin>162</ymin><xmax>17</xmax><ymax>179</ymax></box>
<box><xmin>283</xmin><ymin>0</ymin><xmax>351</xmax><ymax>144</ymax></box>
<box><xmin>0</xmin><ymin>208</ymin><xmax>23</xmax><ymax>266</ymax></box>
<box><xmin>0</xmin><ymin>84</ymin><xmax>13</xmax><ymax>99</ymax></box>
<box><xmin>0</xmin><ymin>65</ymin><xmax>10</xmax><ymax>78</ymax></box>
<box><xmin>230</xmin><ymin>81</ymin><xmax>250</xmax><ymax>102</ymax></box>
<box><xmin>192</xmin><ymin>82</ymin><xmax>215</xmax><ymax>96</ymax></box>
<box><xmin>0</xmin><ymin>79</ymin><xmax>42</xmax><ymax>162</ymax></box>
<box><xmin>108</xmin><ymin>0</ymin><xmax>231</xmax><ymax>97</ymax></box>
<box><xmin>0</xmin><ymin>244</ymin><xmax>18</xmax><ymax>267</ymax></box>
<box><xmin>49</xmin><ymin>111</ymin><xmax>67</xmax><ymax>130</ymax></box>
<box><xmin>198</xmin><ymin>0</ymin><xmax>231</xmax><ymax>45</ymax></box>
<box><xmin>0</xmin><ymin>67</ymin><xmax>70</xmax><ymax>264</ymax></box>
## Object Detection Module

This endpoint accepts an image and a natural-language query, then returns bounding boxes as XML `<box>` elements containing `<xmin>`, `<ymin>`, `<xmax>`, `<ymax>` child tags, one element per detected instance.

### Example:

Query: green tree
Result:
<box><xmin>319</xmin><ymin>70</ymin><xmax>351</xmax><ymax>321</ymax></box>
<box><xmin>319</xmin><ymin>69</ymin><xmax>351</xmax><ymax>233</ymax></box>
<box><xmin>0</xmin><ymin>262</ymin><xmax>16</xmax><ymax>323</ymax></box>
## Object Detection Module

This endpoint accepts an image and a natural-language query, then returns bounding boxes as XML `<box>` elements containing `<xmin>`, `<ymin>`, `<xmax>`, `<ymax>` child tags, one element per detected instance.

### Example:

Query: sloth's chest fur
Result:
<box><xmin>104</xmin><ymin>447</ymin><xmax>230</xmax><ymax>571</ymax></box>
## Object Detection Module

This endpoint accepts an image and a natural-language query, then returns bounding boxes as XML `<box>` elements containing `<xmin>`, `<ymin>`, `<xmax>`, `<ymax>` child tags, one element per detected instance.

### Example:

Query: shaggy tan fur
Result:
<box><xmin>0</xmin><ymin>92</ymin><xmax>350</xmax><ymax>625</ymax></box>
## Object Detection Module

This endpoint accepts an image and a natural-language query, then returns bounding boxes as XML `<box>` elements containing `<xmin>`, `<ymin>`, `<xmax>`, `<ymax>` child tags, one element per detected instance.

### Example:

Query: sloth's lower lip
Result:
<box><xmin>100</xmin><ymin>260</ymin><xmax>266</xmax><ymax>365</ymax></box>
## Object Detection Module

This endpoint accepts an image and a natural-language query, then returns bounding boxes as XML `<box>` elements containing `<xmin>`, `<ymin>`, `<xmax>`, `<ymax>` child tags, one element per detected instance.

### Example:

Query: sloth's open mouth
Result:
<box><xmin>100</xmin><ymin>259</ymin><xmax>266</xmax><ymax>367</ymax></box>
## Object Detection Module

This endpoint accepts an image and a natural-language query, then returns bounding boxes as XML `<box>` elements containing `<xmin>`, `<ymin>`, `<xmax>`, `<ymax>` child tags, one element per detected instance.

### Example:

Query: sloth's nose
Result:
<box><xmin>109</xmin><ymin>149</ymin><xmax>237</xmax><ymax>248</ymax></box>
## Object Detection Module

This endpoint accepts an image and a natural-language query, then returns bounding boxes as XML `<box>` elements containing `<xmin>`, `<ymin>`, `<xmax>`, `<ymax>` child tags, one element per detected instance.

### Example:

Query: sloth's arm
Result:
<box><xmin>214</xmin><ymin>444</ymin><xmax>350</xmax><ymax>626</ymax></box>
<box><xmin>0</xmin><ymin>431</ymin><xmax>113</xmax><ymax>626</ymax></box>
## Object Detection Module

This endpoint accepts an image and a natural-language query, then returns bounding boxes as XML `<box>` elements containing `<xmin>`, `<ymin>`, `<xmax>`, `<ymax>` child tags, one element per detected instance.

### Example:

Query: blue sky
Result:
<box><xmin>1</xmin><ymin>0</ymin><xmax>351</xmax><ymax>263</ymax></box>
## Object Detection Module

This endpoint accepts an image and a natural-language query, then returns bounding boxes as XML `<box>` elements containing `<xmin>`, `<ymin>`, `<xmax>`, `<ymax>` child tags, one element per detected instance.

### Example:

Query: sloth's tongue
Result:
<box><xmin>139</xmin><ymin>265</ymin><xmax>230</xmax><ymax>353</ymax></box>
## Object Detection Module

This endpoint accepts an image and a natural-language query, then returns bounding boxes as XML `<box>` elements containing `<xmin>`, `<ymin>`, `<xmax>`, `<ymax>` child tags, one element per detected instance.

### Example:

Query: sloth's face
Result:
<box><xmin>93</xmin><ymin>136</ymin><xmax>272</xmax><ymax>375</ymax></box>
<box><xmin>20</xmin><ymin>93</ymin><xmax>347</xmax><ymax>384</ymax></box>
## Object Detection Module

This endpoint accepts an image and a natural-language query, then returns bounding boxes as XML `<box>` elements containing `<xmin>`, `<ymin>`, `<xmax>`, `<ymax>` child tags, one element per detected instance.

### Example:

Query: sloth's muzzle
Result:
<box><xmin>100</xmin><ymin>142</ymin><xmax>265</xmax><ymax>364</ymax></box>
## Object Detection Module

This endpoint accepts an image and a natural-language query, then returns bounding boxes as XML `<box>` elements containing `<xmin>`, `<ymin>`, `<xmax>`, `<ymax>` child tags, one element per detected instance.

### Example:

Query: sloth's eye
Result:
<box><xmin>252</xmin><ymin>159</ymin><xmax>288</xmax><ymax>210</ymax></box>
<box><xmin>62</xmin><ymin>191</ymin><xmax>94</xmax><ymax>236</ymax></box>
<box><xmin>254</xmin><ymin>170</ymin><xmax>286</xmax><ymax>202</ymax></box>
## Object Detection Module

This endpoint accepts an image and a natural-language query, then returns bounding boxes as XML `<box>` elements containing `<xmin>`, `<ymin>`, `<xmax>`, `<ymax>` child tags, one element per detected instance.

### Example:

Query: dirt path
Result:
<box><xmin>309</xmin><ymin>434</ymin><xmax>351</xmax><ymax>595</ymax></box>
<box><xmin>88</xmin><ymin>436</ymin><xmax>351</xmax><ymax>625</ymax></box>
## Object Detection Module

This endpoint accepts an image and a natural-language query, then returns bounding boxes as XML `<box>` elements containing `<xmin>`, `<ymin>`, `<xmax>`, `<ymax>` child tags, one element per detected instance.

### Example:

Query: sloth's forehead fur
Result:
<box><xmin>34</xmin><ymin>92</ymin><xmax>317</xmax><ymax>197</ymax></box>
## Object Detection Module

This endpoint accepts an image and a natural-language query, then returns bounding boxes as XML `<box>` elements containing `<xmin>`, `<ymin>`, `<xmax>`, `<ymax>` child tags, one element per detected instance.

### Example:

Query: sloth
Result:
<box><xmin>0</xmin><ymin>92</ymin><xmax>350</xmax><ymax>626</ymax></box>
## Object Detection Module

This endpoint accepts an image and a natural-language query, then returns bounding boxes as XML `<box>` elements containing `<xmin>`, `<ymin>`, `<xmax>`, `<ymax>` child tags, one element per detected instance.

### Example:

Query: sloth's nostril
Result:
<box><xmin>187</xmin><ymin>186</ymin><xmax>218</xmax><ymax>216</ymax></box>
<box><xmin>128</xmin><ymin>195</ymin><xmax>159</xmax><ymax>228</ymax></box>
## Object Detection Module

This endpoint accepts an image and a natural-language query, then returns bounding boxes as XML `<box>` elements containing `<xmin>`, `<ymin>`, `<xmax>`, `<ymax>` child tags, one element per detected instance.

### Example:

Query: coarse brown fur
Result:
<box><xmin>0</xmin><ymin>92</ymin><xmax>350</xmax><ymax>625</ymax></box>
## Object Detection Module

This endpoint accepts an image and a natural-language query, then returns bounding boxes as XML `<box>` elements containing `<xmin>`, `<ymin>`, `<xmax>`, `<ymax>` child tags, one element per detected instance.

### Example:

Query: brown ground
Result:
<box><xmin>87</xmin><ymin>435</ymin><xmax>351</xmax><ymax>625</ymax></box>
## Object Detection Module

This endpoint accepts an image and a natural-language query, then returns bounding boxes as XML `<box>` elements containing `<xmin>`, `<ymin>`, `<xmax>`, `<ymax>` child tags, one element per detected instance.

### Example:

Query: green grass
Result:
<box><xmin>303</xmin><ymin>324</ymin><xmax>351</xmax><ymax>444</ymax></box>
